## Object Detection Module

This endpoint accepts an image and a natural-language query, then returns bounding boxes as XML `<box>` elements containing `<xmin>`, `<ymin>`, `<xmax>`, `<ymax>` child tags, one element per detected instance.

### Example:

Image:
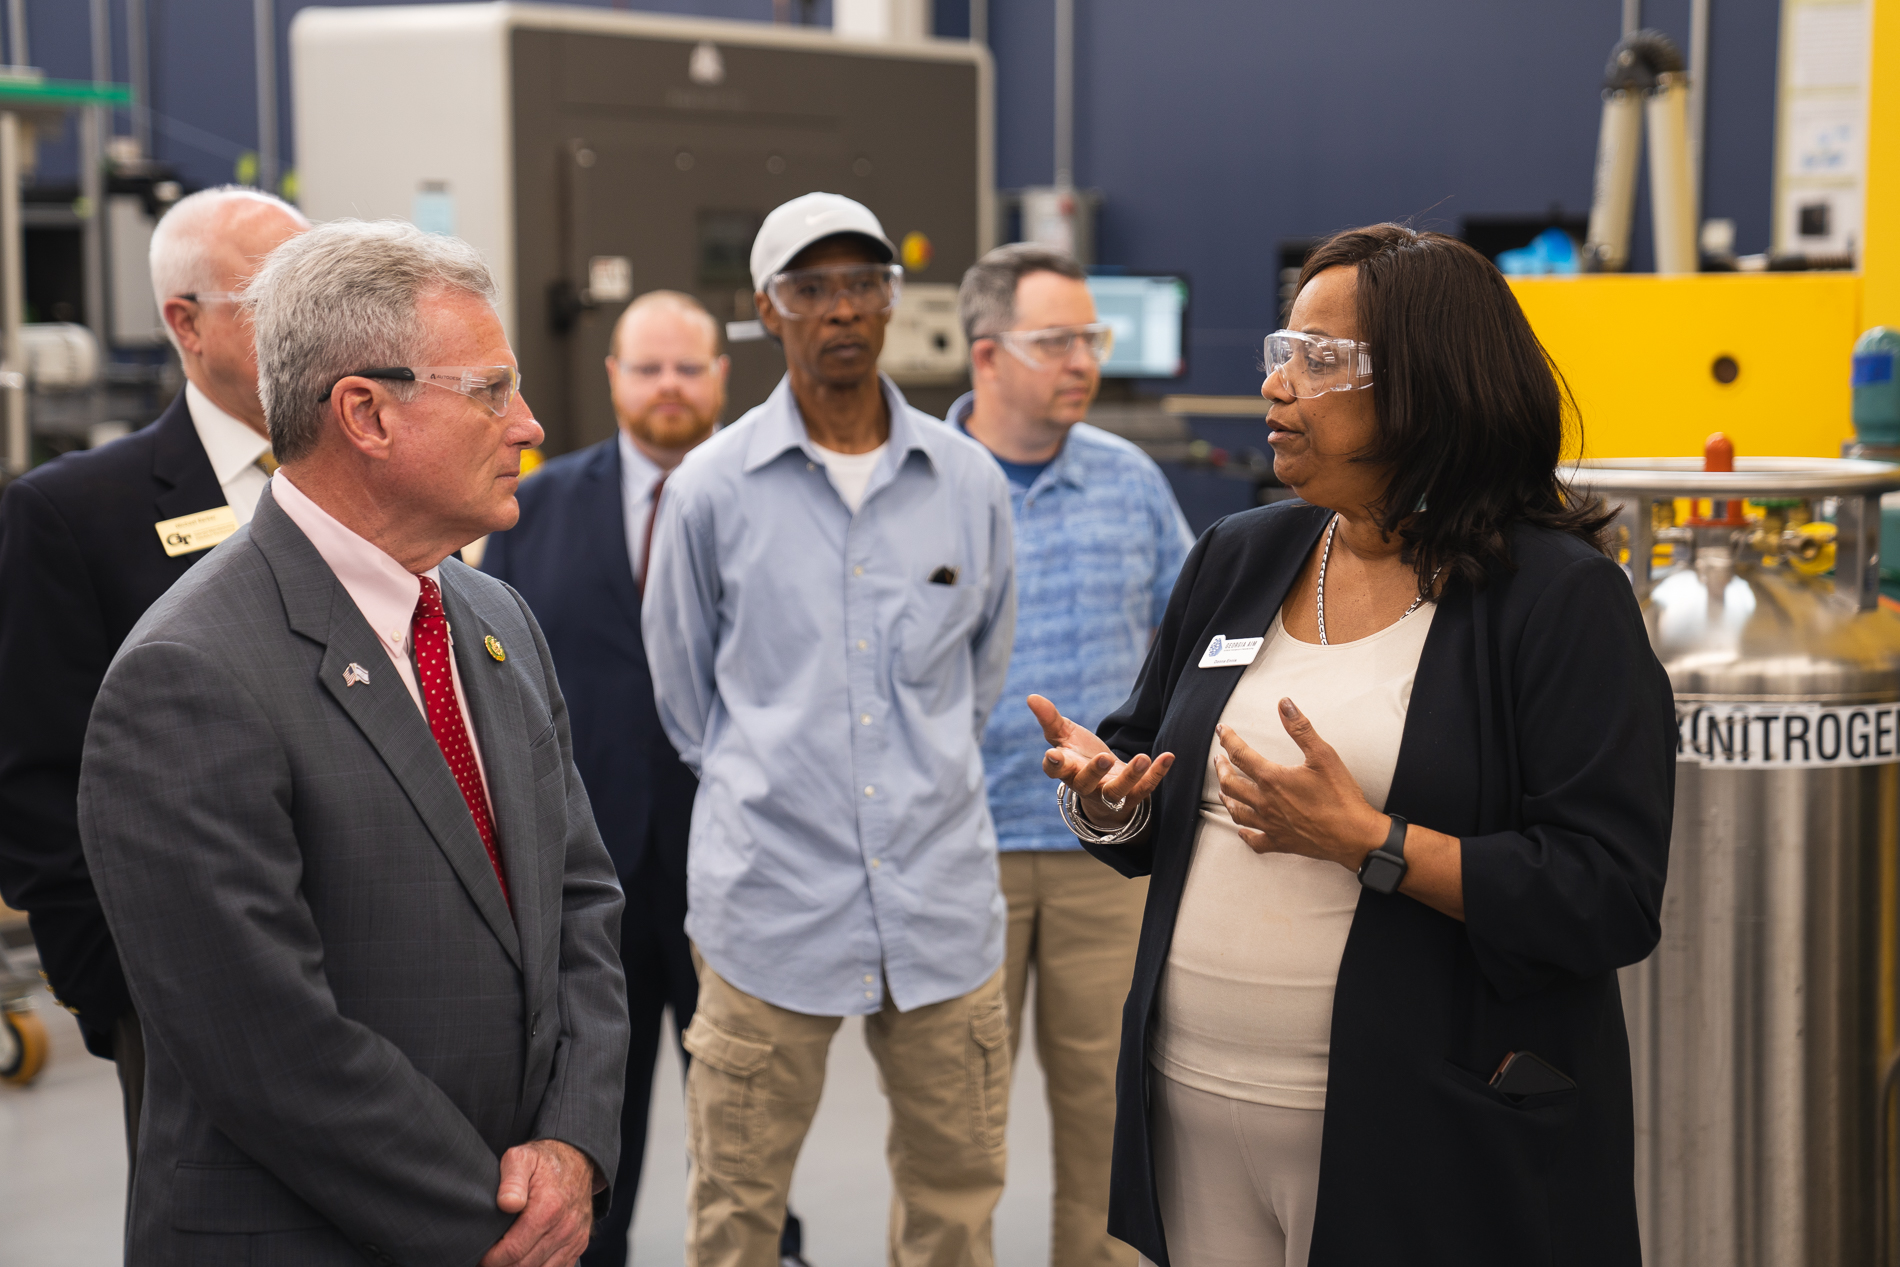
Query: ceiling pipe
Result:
<box><xmin>1053</xmin><ymin>0</ymin><xmax>1073</xmax><ymax>188</ymax></box>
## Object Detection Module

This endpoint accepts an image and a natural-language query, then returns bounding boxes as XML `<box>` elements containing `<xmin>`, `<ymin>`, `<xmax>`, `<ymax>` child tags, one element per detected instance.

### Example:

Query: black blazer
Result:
<box><xmin>481</xmin><ymin>437</ymin><xmax>696</xmax><ymax>883</ymax></box>
<box><xmin>0</xmin><ymin>391</ymin><xmax>225</xmax><ymax>1054</ymax></box>
<box><xmin>1089</xmin><ymin>500</ymin><xmax>1674</xmax><ymax>1267</ymax></box>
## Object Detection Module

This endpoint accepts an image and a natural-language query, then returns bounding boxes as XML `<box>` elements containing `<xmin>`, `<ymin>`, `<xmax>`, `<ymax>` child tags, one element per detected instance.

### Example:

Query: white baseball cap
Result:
<box><xmin>749</xmin><ymin>192</ymin><xmax>896</xmax><ymax>292</ymax></box>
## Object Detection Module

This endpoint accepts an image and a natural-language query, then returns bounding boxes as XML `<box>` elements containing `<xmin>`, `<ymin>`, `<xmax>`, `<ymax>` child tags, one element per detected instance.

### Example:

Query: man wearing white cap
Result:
<box><xmin>643</xmin><ymin>193</ymin><xmax>1017</xmax><ymax>1267</ymax></box>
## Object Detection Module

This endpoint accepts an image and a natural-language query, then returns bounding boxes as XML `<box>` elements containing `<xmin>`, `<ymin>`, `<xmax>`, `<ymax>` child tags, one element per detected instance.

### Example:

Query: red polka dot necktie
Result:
<box><xmin>412</xmin><ymin>575</ymin><xmax>511</xmax><ymax>911</ymax></box>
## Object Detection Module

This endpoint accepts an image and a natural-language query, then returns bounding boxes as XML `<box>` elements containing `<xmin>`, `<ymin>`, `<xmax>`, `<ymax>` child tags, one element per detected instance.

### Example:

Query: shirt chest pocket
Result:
<box><xmin>894</xmin><ymin>577</ymin><xmax>985</xmax><ymax>684</ymax></box>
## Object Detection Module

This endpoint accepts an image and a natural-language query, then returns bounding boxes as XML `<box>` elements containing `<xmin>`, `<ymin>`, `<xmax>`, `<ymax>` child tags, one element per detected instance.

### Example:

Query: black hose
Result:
<box><xmin>1603</xmin><ymin>29</ymin><xmax>1686</xmax><ymax>94</ymax></box>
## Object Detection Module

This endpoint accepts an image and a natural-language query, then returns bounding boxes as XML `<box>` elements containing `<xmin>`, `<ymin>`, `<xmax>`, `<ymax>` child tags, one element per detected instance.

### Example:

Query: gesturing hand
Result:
<box><xmin>481</xmin><ymin>1138</ymin><xmax>597</xmax><ymax>1267</ymax></box>
<box><xmin>1214</xmin><ymin>697</ymin><xmax>1388</xmax><ymax>872</ymax></box>
<box><xmin>1028</xmin><ymin>693</ymin><xmax>1174</xmax><ymax>829</ymax></box>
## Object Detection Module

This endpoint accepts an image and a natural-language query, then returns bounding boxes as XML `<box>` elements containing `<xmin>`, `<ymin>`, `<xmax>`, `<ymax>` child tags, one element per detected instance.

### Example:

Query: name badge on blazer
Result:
<box><xmin>154</xmin><ymin>506</ymin><xmax>239</xmax><ymax>557</ymax></box>
<box><xmin>1198</xmin><ymin>634</ymin><xmax>1263</xmax><ymax>668</ymax></box>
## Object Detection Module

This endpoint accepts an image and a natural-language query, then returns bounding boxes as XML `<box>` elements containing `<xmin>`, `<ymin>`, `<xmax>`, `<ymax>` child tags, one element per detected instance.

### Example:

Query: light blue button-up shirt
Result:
<box><xmin>644</xmin><ymin>374</ymin><xmax>1017</xmax><ymax>1016</ymax></box>
<box><xmin>948</xmin><ymin>394</ymin><xmax>1195</xmax><ymax>852</ymax></box>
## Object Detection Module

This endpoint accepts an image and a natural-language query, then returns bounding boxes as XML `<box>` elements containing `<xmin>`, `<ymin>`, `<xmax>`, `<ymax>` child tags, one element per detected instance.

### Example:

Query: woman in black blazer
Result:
<box><xmin>1027</xmin><ymin>225</ymin><xmax>1674</xmax><ymax>1267</ymax></box>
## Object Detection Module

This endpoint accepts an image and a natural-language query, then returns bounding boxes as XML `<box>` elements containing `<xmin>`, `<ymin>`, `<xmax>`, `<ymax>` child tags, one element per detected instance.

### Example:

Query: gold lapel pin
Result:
<box><xmin>484</xmin><ymin>635</ymin><xmax>506</xmax><ymax>662</ymax></box>
<box><xmin>342</xmin><ymin>662</ymin><xmax>371</xmax><ymax>687</ymax></box>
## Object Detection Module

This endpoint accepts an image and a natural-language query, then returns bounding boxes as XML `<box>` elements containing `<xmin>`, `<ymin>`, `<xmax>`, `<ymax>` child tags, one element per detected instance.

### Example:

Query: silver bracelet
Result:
<box><xmin>1057</xmin><ymin>783</ymin><xmax>1151</xmax><ymax>845</ymax></box>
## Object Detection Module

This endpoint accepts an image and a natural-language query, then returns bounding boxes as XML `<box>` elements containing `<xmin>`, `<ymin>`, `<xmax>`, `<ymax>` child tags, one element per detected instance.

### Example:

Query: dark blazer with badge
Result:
<box><xmin>480</xmin><ymin>436</ymin><xmax>697</xmax><ymax>883</ymax></box>
<box><xmin>1088</xmin><ymin>500</ymin><xmax>1674</xmax><ymax>1267</ymax></box>
<box><xmin>78</xmin><ymin>484</ymin><xmax>628</xmax><ymax>1265</ymax></box>
<box><xmin>0</xmin><ymin>391</ymin><xmax>224</xmax><ymax>1053</ymax></box>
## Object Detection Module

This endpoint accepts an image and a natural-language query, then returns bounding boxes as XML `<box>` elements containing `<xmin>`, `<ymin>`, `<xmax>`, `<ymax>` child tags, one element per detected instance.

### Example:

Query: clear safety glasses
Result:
<box><xmin>175</xmin><ymin>291</ymin><xmax>245</xmax><ymax>305</ymax></box>
<box><xmin>1263</xmin><ymin>330</ymin><xmax>1373</xmax><ymax>399</ymax></box>
<box><xmin>764</xmin><ymin>263</ymin><xmax>904</xmax><ymax>319</ymax></box>
<box><xmin>320</xmin><ymin>365</ymin><xmax>523</xmax><ymax>417</ymax></box>
<box><xmin>988</xmin><ymin>322</ymin><xmax>1115</xmax><ymax>369</ymax></box>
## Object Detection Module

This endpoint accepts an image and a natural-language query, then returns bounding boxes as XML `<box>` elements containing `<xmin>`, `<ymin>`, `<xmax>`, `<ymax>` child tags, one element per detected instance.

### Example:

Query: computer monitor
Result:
<box><xmin>1087</xmin><ymin>274</ymin><xmax>1188</xmax><ymax>378</ymax></box>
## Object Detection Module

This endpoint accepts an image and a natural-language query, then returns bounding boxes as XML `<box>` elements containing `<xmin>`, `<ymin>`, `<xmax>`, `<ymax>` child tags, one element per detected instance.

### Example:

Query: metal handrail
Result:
<box><xmin>1567</xmin><ymin>456</ymin><xmax>1900</xmax><ymax>497</ymax></box>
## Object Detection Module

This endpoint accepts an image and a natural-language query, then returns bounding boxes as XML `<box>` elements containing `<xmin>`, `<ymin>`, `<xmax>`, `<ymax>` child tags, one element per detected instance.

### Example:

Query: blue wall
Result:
<box><xmin>20</xmin><ymin>0</ymin><xmax>1783</xmax><ymax>396</ymax></box>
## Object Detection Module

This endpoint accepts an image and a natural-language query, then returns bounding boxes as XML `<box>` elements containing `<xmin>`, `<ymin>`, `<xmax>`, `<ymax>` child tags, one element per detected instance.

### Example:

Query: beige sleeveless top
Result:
<box><xmin>1150</xmin><ymin>602</ymin><xmax>1435</xmax><ymax>1108</ymax></box>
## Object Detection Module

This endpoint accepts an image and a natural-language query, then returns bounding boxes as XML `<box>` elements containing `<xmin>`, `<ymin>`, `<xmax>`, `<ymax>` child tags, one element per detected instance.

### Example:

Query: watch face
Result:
<box><xmin>1361</xmin><ymin>851</ymin><xmax>1406</xmax><ymax>895</ymax></box>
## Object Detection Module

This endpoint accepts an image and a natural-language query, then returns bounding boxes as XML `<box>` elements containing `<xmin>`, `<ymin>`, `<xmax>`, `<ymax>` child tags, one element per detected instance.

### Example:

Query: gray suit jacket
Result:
<box><xmin>79</xmin><ymin>486</ymin><xmax>629</xmax><ymax>1266</ymax></box>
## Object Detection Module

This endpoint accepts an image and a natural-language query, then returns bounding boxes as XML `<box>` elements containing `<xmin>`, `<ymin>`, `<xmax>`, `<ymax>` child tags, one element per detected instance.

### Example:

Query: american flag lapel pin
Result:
<box><xmin>342</xmin><ymin>662</ymin><xmax>371</xmax><ymax>687</ymax></box>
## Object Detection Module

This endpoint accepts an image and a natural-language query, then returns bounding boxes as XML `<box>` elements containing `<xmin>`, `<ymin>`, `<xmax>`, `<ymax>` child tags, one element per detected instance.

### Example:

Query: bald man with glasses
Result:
<box><xmin>0</xmin><ymin>186</ymin><xmax>305</xmax><ymax>1172</ymax></box>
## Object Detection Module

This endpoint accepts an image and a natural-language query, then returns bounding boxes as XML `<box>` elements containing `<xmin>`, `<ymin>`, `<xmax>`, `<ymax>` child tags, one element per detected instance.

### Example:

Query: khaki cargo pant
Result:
<box><xmin>1000</xmin><ymin>849</ymin><xmax>1148</xmax><ymax>1267</ymax></box>
<box><xmin>683</xmin><ymin>951</ymin><xmax>1010</xmax><ymax>1267</ymax></box>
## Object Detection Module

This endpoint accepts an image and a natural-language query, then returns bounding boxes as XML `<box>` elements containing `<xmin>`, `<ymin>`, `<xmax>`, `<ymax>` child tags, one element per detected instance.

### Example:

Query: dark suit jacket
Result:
<box><xmin>1088</xmin><ymin>500</ymin><xmax>1675</xmax><ymax>1267</ymax></box>
<box><xmin>480</xmin><ymin>436</ymin><xmax>697</xmax><ymax>884</ymax></box>
<box><xmin>0</xmin><ymin>391</ymin><xmax>223</xmax><ymax>1054</ymax></box>
<box><xmin>79</xmin><ymin>486</ymin><xmax>628</xmax><ymax>1266</ymax></box>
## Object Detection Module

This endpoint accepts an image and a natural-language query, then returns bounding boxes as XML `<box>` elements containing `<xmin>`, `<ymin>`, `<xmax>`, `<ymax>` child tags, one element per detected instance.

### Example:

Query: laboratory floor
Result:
<box><xmin>0</xmin><ymin>979</ymin><xmax>1061</xmax><ymax>1266</ymax></box>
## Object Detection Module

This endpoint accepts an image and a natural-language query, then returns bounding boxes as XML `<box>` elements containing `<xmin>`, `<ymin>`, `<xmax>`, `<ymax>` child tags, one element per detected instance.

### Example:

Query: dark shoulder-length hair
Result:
<box><xmin>1296</xmin><ymin>223</ymin><xmax>1613</xmax><ymax>595</ymax></box>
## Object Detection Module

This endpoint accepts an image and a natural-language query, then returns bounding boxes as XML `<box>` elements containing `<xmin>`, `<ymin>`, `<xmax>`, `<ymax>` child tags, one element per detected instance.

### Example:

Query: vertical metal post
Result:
<box><xmin>1837</xmin><ymin>492</ymin><xmax>1883</xmax><ymax>613</ymax></box>
<box><xmin>126</xmin><ymin>0</ymin><xmax>150</xmax><ymax>157</ymax></box>
<box><xmin>1612</xmin><ymin>491</ymin><xmax>1657</xmax><ymax>600</ymax></box>
<box><xmin>83</xmin><ymin>0</ymin><xmax>108</xmax><ymax>351</ymax></box>
<box><xmin>0</xmin><ymin>112</ymin><xmax>25</xmax><ymax>477</ymax></box>
<box><xmin>1052</xmin><ymin>0</ymin><xmax>1073</xmax><ymax>188</ymax></box>
<box><xmin>1687</xmin><ymin>0</ymin><xmax>1709</xmax><ymax>226</ymax></box>
<box><xmin>1622</xmin><ymin>0</ymin><xmax>1642</xmax><ymax>37</ymax></box>
<box><xmin>255</xmin><ymin>0</ymin><xmax>278</xmax><ymax>192</ymax></box>
<box><xmin>5</xmin><ymin>0</ymin><xmax>25</xmax><ymax>67</ymax></box>
<box><xmin>970</xmin><ymin>0</ymin><xmax>987</xmax><ymax>45</ymax></box>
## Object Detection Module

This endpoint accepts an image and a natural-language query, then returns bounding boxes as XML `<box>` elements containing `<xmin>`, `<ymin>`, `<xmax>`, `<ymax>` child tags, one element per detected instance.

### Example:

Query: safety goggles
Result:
<box><xmin>1263</xmin><ymin>331</ymin><xmax>1373</xmax><ymax>399</ymax></box>
<box><xmin>320</xmin><ymin>365</ymin><xmax>523</xmax><ymax>417</ymax></box>
<box><xmin>986</xmin><ymin>323</ymin><xmax>1115</xmax><ymax>370</ymax></box>
<box><xmin>614</xmin><ymin>358</ymin><xmax>716</xmax><ymax>382</ymax></box>
<box><xmin>764</xmin><ymin>263</ymin><xmax>903</xmax><ymax>320</ymax></box>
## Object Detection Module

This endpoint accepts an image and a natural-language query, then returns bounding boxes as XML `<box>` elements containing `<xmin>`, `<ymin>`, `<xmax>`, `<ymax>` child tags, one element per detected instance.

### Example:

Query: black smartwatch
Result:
<box><xmin>1358</xmin><ymin>813</ymin><xmax>1409</xmax><ymax>894</ymax></box>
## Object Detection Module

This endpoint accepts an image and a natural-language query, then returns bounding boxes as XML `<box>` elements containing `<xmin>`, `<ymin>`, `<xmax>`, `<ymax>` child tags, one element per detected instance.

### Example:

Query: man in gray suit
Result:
<box><xmin>79</xmin><ymin>219</ymin><xmax>629</xmax><ymax>1266</ymax></box>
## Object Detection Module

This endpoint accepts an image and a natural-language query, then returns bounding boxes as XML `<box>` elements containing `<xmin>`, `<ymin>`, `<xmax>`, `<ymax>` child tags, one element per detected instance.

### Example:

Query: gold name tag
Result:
<box><xmin>155</xmin><ymin>506</ymin><xmax>239</xmax><ymax>557</ymax></box>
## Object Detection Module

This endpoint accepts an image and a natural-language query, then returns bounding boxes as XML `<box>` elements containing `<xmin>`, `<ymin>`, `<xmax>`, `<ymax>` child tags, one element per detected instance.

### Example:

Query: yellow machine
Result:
<box><xmin>1511</xmin><ymin>0</ymin><xmax>1899</xmax><ymax>460</ymax></box>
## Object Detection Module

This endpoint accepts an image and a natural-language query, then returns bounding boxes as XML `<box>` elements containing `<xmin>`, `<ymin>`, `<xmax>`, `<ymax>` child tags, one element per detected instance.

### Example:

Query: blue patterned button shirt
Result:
<box><xmin>644</xmin><ymin>376</ymin><xmax>1016</xmax><ymax>1016</ymax></box>
<box><xmin>948</xmin><ymin>393</ymin><xmax>1194</xmax><ymax>852</ymax></box>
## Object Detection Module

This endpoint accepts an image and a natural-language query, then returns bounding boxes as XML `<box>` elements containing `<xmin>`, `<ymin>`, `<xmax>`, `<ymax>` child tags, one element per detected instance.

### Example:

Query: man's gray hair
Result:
<box><xmin>148</xmin><ymin>185</ymin><xmax>309</xmax><ymax>351</ymax></box>
<box><xmin>247</xmin><ymin>219</ymin><xmax>499</xmax><ymax>463</ymax></box>
<box><xmin>957</xmin><ymin>242</ymin><xmax>1088</xmax><ymax>343</ymax></box>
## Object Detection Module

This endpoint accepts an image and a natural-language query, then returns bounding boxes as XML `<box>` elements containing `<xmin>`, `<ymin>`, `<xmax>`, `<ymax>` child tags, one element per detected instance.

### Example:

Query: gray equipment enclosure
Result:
<box><xmin>294</xmin><ymin>4</ymin><xmax>991</xmax><ymax>456</ymax></box>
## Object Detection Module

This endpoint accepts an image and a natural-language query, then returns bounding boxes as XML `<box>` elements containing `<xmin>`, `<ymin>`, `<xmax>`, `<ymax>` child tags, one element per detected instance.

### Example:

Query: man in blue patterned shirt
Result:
<box><xmin>949</xmin><ymin>244</ymin><xmax>1193</xmax><ymax>1267</ymax></box>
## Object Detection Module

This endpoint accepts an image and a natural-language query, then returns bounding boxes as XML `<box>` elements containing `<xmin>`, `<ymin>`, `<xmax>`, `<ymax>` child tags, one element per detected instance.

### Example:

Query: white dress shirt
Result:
<box><xmin>618</xmin><ymin>429</ymin><xmax>665</xmax><ymax>587</ymax></box>
<box><xmin>185</xmin><ymin>382</ymin><xmax>273</xmax><ymax>524</ymax></box>
<box><xmin>268</xmin><ymin>471</ymin><xmax>493</xmax><ymax>802</ymax></box>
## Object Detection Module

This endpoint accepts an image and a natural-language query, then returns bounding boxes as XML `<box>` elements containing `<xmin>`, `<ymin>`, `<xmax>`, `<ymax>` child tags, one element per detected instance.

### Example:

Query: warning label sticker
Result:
<box><xmin>1677</xmin><ymin>701</ymin><xmax>1900</xmax><ymax>769</ymax></box>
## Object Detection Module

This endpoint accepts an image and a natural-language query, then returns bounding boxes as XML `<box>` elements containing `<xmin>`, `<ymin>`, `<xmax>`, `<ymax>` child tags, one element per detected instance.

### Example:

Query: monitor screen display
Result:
<box><xmin>1088</xmin><ymin>274</ymin><xmax>1187</xmax><ymax>378</ymax></box>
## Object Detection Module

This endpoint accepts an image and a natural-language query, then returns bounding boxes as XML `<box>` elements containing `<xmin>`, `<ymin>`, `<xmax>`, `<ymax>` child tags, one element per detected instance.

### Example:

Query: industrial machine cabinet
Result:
<box><xmin>293</xmin><ymin>3</ymin><xmax>991</xmax><ymax>455</ymax></box>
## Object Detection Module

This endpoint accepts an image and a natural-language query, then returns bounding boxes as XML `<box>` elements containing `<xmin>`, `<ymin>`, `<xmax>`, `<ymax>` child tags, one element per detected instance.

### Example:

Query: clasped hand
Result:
<box><xmin>481</xmin><ymin>1138</ymin><xmax>598</xmax><ymax>1267</ymax></box>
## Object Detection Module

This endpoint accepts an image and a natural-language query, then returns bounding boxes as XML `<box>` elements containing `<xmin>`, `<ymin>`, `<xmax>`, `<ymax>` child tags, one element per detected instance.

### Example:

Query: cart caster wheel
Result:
<box><xmin>0</xmin><ymin>1008</ymin><xmax>48</xmax><ymax>1086</ymax></box>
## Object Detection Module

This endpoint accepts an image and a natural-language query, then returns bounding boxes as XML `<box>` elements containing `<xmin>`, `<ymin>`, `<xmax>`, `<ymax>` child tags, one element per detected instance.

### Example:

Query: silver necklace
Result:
<box><xmin>1316</xmin><ymin>513</ymin><xmax>1432</xmax><ymax>645</ymax></box>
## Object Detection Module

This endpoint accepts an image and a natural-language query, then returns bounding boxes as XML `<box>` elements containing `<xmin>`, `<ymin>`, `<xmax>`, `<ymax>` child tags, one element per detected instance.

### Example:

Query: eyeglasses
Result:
<box><xmin>1263</xmin><ymin>330</ymin><xmax>1373</xmax><ymax>399</ymax></box>
<box><xmin>174</xmin><ymin>291</ymin><xmax>244</xmax><ymax>305</ymax></box>
<box><xmin>764</xmin><ymin>263</ymin><xmax>903</xmax><ymax>320</ymax></box>
<box><xmin>983</xmin><ymin>323</ymin><xmax>1115</xmax><ymax>369</ymax></box>
<box><xmin>614</xmin><ymin>358</ymin><xmax>716</xmax><ymax>382</ymax></box>
<box><xmin>320</xmin><ymin>365</ymin><xmax>523</xmax><ymax>417</ymax></box>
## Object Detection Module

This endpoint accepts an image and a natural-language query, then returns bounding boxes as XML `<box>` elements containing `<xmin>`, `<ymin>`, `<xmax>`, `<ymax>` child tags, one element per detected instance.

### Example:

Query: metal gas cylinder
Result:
<box><xmin>1572</xmin><ymin>441</ymin><xmax>1900</xmax><ymax>1266</ymax></box>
